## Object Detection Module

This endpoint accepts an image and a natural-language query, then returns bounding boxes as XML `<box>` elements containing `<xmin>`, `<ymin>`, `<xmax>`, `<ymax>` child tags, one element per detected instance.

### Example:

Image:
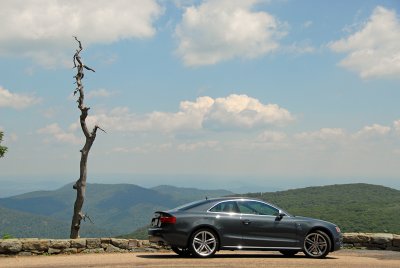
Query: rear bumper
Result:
<box><xmin>148</xmin><ymin>227</ymin><xmax>169</xmax><ymax>245</ymax></box>
<box><xmin>148</xmin><ymin>227</ymin><xmax>188</xmax><ymax>248</ymax></box>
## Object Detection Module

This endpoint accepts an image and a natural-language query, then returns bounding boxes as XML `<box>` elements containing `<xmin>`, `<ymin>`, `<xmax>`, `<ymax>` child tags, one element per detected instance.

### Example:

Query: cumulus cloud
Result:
<box><xmin>0</xmin><ymin>86</ymin><xmax>41</xmax><ymax>109</ymax></box>
<box><xmin>175</xmin><ymin>0</ymin><xmax>286</xmax><ymax>66</ymax></box>
<box><xmin>87</xmin><ymin>88</ymin><xmax>115</xmax><ymax>98</ymax></box>
<box><xmin>88</xmin><ymin>94</ymin><xmax>293</xmax><ymax>133</ymax></box>
<box><xmin>329</xmin><ymin>6</ymin><xmax>400</xmax><ymax>79</ymax></box>
<box><xmin>295</xmin><ymin>128</ymin><xmax>347</xmax><ymax>142</ymax></box>
<box><xmin>353</xmin><ymin>124</ymin><xmax>391</xmax><ymax>138</ymax></box>
<box><xmin>37</xmin><ymin>123</ymin><xmax>81</xmax><ymax>144</ymax></box>
<box><xmin>257</xmin><ymin>131</ymin><xmax>287</xmax><ymax>143</ymax></box>
<box><xmin>0</xmin><ymin>0</ymin><xmax>162</xmax><ymax>67</ymax></box>
<box><xmin>393</xmin><ymin>120</ymin><xmax>400</xmax><ymax>133</ymax></box>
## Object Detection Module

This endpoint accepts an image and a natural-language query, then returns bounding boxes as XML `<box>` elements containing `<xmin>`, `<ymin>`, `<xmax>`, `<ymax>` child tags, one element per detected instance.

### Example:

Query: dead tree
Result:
<box><xmin>70</xmin><ymin>37</ymin><xmax>104</xmax><ymax>239</ymax></box>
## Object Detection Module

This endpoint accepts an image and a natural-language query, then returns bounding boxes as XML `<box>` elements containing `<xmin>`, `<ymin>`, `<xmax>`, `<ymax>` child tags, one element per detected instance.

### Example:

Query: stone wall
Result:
<box><xmin>0</xmin><ymin>238</ymin><xmax>164</xmax><ymax>256</ymax></box>
<box><xmin>1</xmin><ymin>233</ymin><xmax>399</xmax><ymax>256</ymax></box>
<box><xmin>343</xmin><ymin>233</ymin><xmax>400</xmax><ymax>251</ymax></box>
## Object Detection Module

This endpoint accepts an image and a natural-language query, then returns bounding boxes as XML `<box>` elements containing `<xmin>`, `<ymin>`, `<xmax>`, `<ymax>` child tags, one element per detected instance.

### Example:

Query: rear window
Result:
<box><xmin>171</xmin><ymin>199</ymin><xmax>211</xmax><ymax>211</ymax></box>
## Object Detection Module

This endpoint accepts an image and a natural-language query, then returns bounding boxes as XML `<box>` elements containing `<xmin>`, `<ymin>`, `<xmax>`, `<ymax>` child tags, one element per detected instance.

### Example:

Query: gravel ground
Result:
<box><xmin>1</xmin><ymin>249</ymin><xmax>399</xmax><ymax>268</ymax></box>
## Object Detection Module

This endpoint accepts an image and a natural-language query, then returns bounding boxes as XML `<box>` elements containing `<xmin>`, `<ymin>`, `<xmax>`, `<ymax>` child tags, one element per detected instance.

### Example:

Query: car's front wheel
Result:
<box><xmin>303</xmin><ymin>230</ymin><xmax>331</xmax><ymax>258</ymax></box>
<box><xmin>189</xmin><ymin>229</ymin><xmax>218</xmax><ymax>258</ymax></box>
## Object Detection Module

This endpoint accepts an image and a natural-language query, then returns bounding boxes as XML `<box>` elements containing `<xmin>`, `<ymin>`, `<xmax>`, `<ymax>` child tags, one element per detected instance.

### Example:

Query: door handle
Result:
<box><xmin>242</xmin><ymin>219</ymin><xmax>251</xmax><ymax>225</ymax></box>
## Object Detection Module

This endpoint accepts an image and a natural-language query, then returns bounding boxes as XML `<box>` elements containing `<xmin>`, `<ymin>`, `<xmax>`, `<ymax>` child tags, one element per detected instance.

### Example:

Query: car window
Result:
<box><xmin>237</xmin><ymin>201</ymin><xmax>279</xmax><ymax>216</ymax></box>
<box><xmin>172</xmin><ymin>200</ymin><xmax>211</xmax><ymax>211</ymax></box>
<box><xmin>209</xmin><ymin>201</ymin><xmax>239</xmax><ymax>213</ymax></box>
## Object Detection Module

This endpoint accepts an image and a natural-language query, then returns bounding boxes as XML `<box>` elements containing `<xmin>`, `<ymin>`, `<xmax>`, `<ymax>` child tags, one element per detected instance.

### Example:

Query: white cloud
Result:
<box><xmin>204</xmin><ymin>94</ymin><xmax>293</xmax><ymax>129</ymax></box>
<box><xmin>87</xmin><ymin>88</ymin><xmax>115</xmax><ymax>98</ymax></box>
<box><xmin>295</xmin><ymin>128</ymin><xmax>346</xmax><ymax>142</ymax></box>
<box><xmin>0</xmin><ymin>86</ymin><xmax>41</xmax><ymax>109</ymax></box>
<box><xmin>329</xmin><ymin>6</ymin><xmax>400</xmax><ymax>79</ymax></box>
<box><xmin>257</xmin><ymin>131</ymin><xmax>287</xmax><ymax>143</ymax></box>
<box><xmin>353</xmin><ymin>124</ymin><xmax>391</xmax><ymax>138</ymax></box>
<box><xmin>88</xmin><ymin>94</ymin><xmax>293</xmax><ymax>133</ymax></box>
<box><xmin>0</xmin><ymin>0</ymin><xmax>162</xmax><ymax>67</ymax></box>
<box><xmin>175</xmin><ymin>0</ymin><xmax>286</xmax><ymax>66</ymax></box>
<box><xmin>113</xmin><ymin>143</ymin><xmax>172</xmax><ymax>154</ymax></box>
<box><xmin>37</xmin><ymin>123</ymin><xmax>81</xmax><ymax>144</ymax></box>
<box><xmin>393</xmin><ymin>120</ymin><xmax>400</xmax><ymax>133</ymax></box>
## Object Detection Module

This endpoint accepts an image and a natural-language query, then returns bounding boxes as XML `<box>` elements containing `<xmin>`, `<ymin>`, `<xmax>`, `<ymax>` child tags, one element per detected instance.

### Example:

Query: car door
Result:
<box><xmin>208</xmin><ymin>201</ymin><xmax>243</xmax><ymax>247</ymax></box>
<box><xmin>237</xmin><ymin>200</ymin><xmax>300</xmax><ymax>248</ymax></box>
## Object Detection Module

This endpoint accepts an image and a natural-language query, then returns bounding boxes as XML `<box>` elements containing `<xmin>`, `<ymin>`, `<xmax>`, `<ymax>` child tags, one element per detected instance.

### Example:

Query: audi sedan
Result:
<box><xmin>148</xmin><ymin>197</ymin><xmax>342</xmax><ymax>258</ymax></box>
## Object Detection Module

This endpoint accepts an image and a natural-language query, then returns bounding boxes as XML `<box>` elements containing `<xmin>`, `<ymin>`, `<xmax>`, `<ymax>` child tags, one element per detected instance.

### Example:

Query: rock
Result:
<box><xmin>392</xmin><ymin>235</ymin><xmax>400</xmax><ymax>247</ymax></box>
<box><xmin>370</xmin><ymin>233</ymin><xmax>393</xmax><ymax>245</ymax></box>
<box><xmin>128</xmin><ymin>239</ymin><xmax>139</xmax><ymax>249</ymax></box>
<box><xmin>1</xmin><ymin>239</ymin><xmax>22</xmax><ymax>253</ymax></box>
<box><xmin>70</xmin><ymin>238</ymin><xmax>86</xmax><ymax>248</ymax></box>
<box><xmin>50</xmin><ymin>239</ymin><xmax>70</xmax><ymax>249</ymax></box>
<box><xmin>22</xmin><ymin>239</ymin><xmax>50</xmax><ymax>252</ymax></box>
<box><xmin>105</xmin><ymin>244</ymin><xmax>122</xmax><ymax>253</ymax></box>
<box><xmin>48</xmin><ymin>248</ymin><xmax>61</xmax><ymax>254</ymax></box>
<box><xmin>63</xmin><ymin>248</ymin><xmax>78</xmax><ymax>254</ymax></box>
<box><xmin>86</xmin><ymin>238</ymin><xmax>101</xmax><ymax>249</ymax></box>
<box><xmin>343</xmin><ymin>233</ymin><xmax>370</xmax><ymax>243</ymax></box>
<box><xmin>101</xmin><ymin>238</ymin><xmax>111</xmax><ymax>244</ymax></box>
<box><xmin>111</xmin><ymin>238</ymin><xmax>129</xmax><ymax>250</ymax></box>
<box><xmin>82</xmin><ymin>248</ymin><xmax>104</xmax><ymax>254</ymax></box>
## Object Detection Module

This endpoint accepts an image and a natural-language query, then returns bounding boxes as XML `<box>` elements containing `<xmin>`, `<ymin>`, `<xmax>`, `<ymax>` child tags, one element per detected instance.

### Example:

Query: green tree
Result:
<box><xmin>0</xmin><ymin>131</ymin><xmax>7</xmax><ymax>158</ymax></box>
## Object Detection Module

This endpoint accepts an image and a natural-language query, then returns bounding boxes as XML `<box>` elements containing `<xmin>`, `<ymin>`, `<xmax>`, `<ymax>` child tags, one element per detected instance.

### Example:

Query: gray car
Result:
<box><xmin>148</xmin><ymin>197</ymin><xmax>342</xmax><ymax>258</ymax></box>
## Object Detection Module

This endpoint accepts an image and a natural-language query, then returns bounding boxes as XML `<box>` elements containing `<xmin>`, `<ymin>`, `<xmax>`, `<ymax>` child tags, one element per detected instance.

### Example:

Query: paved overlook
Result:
<box><xmin>1</xmin><ymin>250</ymin><xmax>400</xmax><ymax>268</ymax></box>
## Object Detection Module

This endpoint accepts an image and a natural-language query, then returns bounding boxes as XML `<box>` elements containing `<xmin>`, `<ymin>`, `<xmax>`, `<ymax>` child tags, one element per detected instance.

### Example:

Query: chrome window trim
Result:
<box><xmin>207</xmin><ymin>199</ymin><xmax>290</xmax><ymax>217</ymax></box>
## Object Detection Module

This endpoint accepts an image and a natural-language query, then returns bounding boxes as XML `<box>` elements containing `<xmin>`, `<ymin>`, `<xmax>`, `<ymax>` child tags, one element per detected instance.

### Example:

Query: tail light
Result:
<box><xmin>160</xmin><ymin>216</ymin><xmax>176</xmax><ymax>224</ymax></box>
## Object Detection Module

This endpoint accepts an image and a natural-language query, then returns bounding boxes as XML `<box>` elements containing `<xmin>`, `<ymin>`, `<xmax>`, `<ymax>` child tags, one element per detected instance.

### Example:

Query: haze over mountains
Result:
<box><xmin>0</xmin><ymin>183</ymin><xmax>232</xmax><ymax>238</ymax></box>
<box><xmin>1</xmin><ymin>183</ymin><xmax>399</xmax><ymax>239</ymax></box>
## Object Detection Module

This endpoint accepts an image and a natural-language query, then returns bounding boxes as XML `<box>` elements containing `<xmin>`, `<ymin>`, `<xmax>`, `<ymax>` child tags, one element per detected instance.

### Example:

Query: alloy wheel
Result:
<box><xmin>303</xmin><ymin>230</ymin><xmax>331</xmax><ymax>258</ymax></box>
<box><xmin>190</xmin><ymin>229</ymin><xmax>218</xmax><ymax>257</ymax></box>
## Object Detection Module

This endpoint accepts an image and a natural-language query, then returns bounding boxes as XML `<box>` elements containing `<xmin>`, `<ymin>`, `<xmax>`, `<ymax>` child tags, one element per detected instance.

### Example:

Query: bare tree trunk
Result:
<box><xmin>70</xmin><ymin>37</ymin><xmax>103</xmax><ymax>239</ymax></box>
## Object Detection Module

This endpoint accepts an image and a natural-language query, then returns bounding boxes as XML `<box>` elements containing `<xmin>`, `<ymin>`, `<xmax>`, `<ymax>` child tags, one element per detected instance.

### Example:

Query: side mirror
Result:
<box><xmin>276</xmin><ymin>211</ymin><xmax>286</xmax><ymax>221</ymax></box>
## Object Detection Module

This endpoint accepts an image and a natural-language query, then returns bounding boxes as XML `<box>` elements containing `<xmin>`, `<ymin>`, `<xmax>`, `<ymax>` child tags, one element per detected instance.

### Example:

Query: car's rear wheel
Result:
<box><xmin>279</xmin><ymin>250</ymin><xmax>299</xmax><ymax>257</ymax></box>
<box><xmin>303</xmin><ymin>230</ymin><xmax>331</xmax><ymax>258</ymax></box>
<box><xmin>189</xmin><ymin>229</ymin><xmax>218</xmax><ymax>258</ymax></box>
<box><xmin>171</xmin><ymin>246</ymin><xmax>191</xmax><ymax>257</ymax></box>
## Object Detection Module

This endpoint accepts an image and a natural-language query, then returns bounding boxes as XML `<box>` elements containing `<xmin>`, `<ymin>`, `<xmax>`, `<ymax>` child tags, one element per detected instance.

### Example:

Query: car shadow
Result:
<box><xmin>137</xmin><ymin>253</ymin><xmax>338</xmax><ymax>260</ymax></box>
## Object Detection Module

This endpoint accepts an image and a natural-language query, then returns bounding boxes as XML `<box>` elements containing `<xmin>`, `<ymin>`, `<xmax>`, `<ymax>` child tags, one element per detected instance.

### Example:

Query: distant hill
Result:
<box><xmin>2</xmin><ymin>183</ymin><xmax>399</xmax><ymax>239</ymax></box>
<box><xmin>241</xmin><ymin>183</ymin><xmax>400</xmax><ymax>234</ymax></box>
<box><xmin>0</xmin><ymin>206</ymin><xmax>112</xmax><ymax>239</ymax></box>
<box><xmin>0</xmin><ymin>183</ymin><xmax>233</xmax><ymax>238</ymax></box>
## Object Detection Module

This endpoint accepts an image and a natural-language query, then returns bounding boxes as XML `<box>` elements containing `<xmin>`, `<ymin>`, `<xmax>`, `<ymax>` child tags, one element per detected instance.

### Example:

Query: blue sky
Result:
<box><xmin>1</xmin><ymin>0</ymin><xmax>400</xmax><ymax>196</ymax></box>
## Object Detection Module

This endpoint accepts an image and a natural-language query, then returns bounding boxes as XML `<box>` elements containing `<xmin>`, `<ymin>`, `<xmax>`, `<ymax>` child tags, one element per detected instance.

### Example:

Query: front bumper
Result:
<box><xmin>333</xmin><ymin>233</ymin><xmax>343</xmax><ymax>251</ymax></box>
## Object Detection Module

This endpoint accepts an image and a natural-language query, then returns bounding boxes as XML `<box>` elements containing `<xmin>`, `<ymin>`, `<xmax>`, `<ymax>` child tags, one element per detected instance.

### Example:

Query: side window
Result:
<box><xmin>237</xmin><ymin>201</ymin><xmax>279</xmax><ymax>216</ymax></box>
<box><xmin>209</xmin><ymin>201</ymin><xmax>239</xmax><ymax>213</ymax></box>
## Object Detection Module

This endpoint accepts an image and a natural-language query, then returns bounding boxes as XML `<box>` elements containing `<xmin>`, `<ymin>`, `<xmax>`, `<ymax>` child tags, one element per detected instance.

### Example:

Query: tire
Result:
<box><xmin>279</xmin><ymin>250</ymin><xmax>299</xmax><ymax>257</ymax></box>
<box><xmin>171</xmin><ymin>246</ymin><xmax>191</xmax><ymax>257</ymax></box>
<box><xmin>303</xmin><ymin>230</ymin><xmax>331</xmax><ymax>258</ymax></box>
<box><xmin>189</xmin><ymin>229</ymin><xmax>219</xmax><ymax>258</ymax></box>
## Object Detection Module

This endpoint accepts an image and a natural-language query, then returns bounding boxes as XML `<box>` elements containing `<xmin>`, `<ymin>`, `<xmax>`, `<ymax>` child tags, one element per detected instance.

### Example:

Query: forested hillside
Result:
<box><xmin>244</xmin><ymin>183</ymin><xmax>400</xmax><ymax>234</ymax></box>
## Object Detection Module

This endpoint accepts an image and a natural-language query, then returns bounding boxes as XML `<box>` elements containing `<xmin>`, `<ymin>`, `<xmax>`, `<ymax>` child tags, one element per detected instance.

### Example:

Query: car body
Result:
<box><xmin>148</xmin><ymin>197</ymin><xmax>342</xmax><ymax>258</ymax></box>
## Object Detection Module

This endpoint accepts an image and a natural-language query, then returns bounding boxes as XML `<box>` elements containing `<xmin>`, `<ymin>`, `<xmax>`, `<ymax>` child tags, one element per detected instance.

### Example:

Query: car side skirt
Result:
<box><xmin>222</xmin><ymin>246</ymin><xmax>302</xmax><ymax>250</ymax></box>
